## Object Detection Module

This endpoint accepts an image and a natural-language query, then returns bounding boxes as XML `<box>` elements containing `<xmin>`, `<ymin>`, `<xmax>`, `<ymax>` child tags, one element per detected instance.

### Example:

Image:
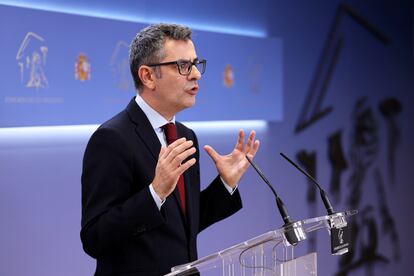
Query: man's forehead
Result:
<box><xmin>162</xmin><ymin>39</ymin><xmax>197</xmax><ymax>60</ymax></box>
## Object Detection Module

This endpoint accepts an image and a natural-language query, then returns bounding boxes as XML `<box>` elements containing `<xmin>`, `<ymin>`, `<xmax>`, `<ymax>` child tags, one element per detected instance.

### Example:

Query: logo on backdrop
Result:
<box><xmin>16</xmin><ymin>32</ymin><xmax>49</xmax><ymax>89</ymax></box>
<box><xmin>223</xmin><ymin>64</ymin><xmax>234</xmax><ymax>88</ymax></box>
<box><xmin>75</xmin><ymin>53</ymin><xmax>91</xmax><ymax>81</ymax></box>
<box><xmin>110</xmin><ymin>41</ymin><xmax>132</xmax><ymax>91</ymax></box>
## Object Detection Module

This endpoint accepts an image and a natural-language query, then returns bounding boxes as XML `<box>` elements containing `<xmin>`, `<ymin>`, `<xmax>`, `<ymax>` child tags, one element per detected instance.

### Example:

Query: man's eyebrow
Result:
<box><xmin>177</xmin><ymin>58</ymin><xmax>199</xmax><ymax>62</ymax></box>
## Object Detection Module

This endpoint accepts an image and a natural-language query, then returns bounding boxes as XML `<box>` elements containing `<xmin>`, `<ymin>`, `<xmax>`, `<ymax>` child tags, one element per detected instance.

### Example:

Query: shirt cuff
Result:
<box><xmin>149</xmin><ymin>183</ymin><xmax>165</xmax><ymax>210</ymax></box>
<box><xmin>220</xmin><ymin>176</ymin><xmax>238</xmax><ymax>195</ymax></box>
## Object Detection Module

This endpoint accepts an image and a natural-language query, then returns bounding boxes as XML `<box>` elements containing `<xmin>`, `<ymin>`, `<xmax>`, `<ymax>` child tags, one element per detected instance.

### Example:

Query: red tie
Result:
<box><xmin>162</xmin><ymin>123</ymin><xmax>186</xmax><ymax>215</ymax></box>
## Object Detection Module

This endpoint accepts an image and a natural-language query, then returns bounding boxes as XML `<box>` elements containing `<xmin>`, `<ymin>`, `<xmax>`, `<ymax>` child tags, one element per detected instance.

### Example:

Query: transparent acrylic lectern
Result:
<box><xmin>165</xmin><ymin>210</ymin><xmax>357</xmax><ymax>276</ymax></box>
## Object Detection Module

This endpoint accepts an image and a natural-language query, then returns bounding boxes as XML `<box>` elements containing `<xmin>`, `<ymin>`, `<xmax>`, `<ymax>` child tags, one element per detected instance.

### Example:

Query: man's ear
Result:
<box><xmin>138</xmin><ymin>65</ymin><xmax>156</xmax><ymax>90</ymax></box>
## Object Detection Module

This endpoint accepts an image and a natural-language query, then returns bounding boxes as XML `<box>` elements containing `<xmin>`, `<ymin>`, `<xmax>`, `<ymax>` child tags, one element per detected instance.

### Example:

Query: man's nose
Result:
<box><xmin>188</xmin><ymin>65</ymin><xmax>202</xmax><ymax>80</ymax></box>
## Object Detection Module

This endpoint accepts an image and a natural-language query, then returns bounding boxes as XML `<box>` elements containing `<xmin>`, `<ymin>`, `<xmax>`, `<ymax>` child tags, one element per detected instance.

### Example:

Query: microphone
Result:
<box><xmin>246</xmin><ymin>155</ymin><xmax>305</xmax><ymax>246</ymax></box>
<box><xmin>279</xmin><ymin>152</ymin><xmax>350</xmax><ymax>255</ymax></box>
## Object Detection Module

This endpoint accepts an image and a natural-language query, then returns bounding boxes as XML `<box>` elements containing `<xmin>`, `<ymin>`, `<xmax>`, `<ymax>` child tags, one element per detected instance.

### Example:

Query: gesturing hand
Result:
<box><xmin>152</xmin><ymin>138</ymin><xmax>196</xmax><ymax>200</ymax></box>
<box><xmin>204</xmin><ymin>130</ymin><xmax>260</xmax><ymax>188</ymax></box>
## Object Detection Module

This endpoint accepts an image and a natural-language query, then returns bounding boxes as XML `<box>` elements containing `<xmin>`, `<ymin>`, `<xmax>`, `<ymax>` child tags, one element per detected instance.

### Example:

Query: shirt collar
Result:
<box><xmin>135</xmin><ymin>93</ymin><xmax>175</xmax><ymax>130</ymax></box>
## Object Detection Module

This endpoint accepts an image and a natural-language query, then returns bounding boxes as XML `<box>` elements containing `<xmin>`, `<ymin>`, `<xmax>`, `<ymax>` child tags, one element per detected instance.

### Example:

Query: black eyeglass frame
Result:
<box><xmin>147</xmin><ymin>58</ymin><xmax>206</xmax><ymax>76</ymax></box>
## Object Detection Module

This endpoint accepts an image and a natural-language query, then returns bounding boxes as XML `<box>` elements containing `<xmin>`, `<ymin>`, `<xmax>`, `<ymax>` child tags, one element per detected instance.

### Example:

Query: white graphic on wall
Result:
<box><xmin>247</xmin><ymin>55</ymin><xmax>262</xmax><ymax>94</ymax></box>
<box><xmin>110</xmin><ymin>41</ymin><xmax>131</xmax><ymax>91</ymax></box>
<box><xmin>16</xmin><ymin>32</ymin><xmax>49</xmax><ymax>89</ymax></box>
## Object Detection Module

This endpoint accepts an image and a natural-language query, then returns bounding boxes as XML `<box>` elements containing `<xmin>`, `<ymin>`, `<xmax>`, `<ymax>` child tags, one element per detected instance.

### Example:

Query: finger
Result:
<box><xmin>244</xmin><ymin>130</ymin><xmax>256</xmax><ymax>153</ymax></box>
<box><xmin>158</xmin><ymin>146</ymin><xmax>167</xmax><ymax>160</ymax></box>
<box><xmin>172</xmin><ymin>146</ymin><xmax>196</xmax><ymax>167</ymax></box>
<box><xmin>203</xmin><ymin>145</ymin><xmax>220</xmax><ymax>163</ymax></box>
<box><xmin>162</xmin><ymin>137</ymin><xmax>187</xmax><ymax>158</ymax></box>
<box><xmin>176</xmin><ymin>158</ymin><xmax>196</xmax><ymax>175</ymax></box>
<box><xmin>166</xmin><ymin>137</ymin><xmax>187</xmax><ymax>149</ymax></box>
<box><xmin>246</xmin><ymin>140</ymin><xmax>260</xmax><ymax>159</ymax></box>
<box><xmin>234</xmin><ymin>129</ymin><xmax>245</xmax><ymax>152</ymax></box>
<box><xmin>164</xmin><ymin>140</ymin><xmax>194</xmax><ymax>162</ymax></box>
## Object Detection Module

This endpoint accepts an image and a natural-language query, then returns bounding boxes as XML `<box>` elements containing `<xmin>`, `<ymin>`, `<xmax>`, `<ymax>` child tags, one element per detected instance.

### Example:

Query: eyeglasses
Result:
<box><xmin>147</xmin><ymin>58</ymin><xmax>206</xmax><ymax>76</ymax></box>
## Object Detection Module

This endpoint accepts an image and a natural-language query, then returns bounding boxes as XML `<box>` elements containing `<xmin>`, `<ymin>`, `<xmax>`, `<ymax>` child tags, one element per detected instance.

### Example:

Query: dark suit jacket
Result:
<box><xmin>81</xmin><ymin>98</ymin><xmax>242</xmax><ymax>276</ymax></box>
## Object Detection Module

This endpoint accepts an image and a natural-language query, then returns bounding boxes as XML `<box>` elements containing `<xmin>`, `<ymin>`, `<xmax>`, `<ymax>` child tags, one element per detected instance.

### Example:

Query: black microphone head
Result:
<box><xmin>320</xmin><ymin>190</ymin><xmax>335</xmax><ymax>215</ymax></box>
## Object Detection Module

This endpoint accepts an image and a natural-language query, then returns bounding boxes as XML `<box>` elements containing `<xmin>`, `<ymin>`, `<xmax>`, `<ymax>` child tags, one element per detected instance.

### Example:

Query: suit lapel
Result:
<box><xmin>126</xmin><ymin>98</ymin><xmax>161</xmax><ymax>161</ymax></box>
<box><xmin>127</xmin><ymin>98</ymin><xmax>191</xmax><ymax>233</ymax></box>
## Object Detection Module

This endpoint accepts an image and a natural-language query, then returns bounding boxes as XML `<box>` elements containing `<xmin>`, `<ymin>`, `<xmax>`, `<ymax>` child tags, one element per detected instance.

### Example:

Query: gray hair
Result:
<box><xmin>129</xmin><ymin>23</ymin><xmax>192</xmax><ymax>90</ymax></box>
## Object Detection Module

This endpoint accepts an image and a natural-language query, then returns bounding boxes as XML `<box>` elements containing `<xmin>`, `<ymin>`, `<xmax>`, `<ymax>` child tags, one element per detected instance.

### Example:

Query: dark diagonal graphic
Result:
<box><xmin>295</xmin><ymin>4</ymin><xmax>390</xmax><ymax>134</ymax></box>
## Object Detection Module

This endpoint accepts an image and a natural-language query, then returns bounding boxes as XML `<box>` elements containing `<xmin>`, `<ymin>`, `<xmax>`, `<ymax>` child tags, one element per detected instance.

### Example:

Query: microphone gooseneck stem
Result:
<box><xmin>280</xmin><ymin>152</ymin><xmax>335</xmax><ymax>215</ymax></box>
<box><xmin>246</xmin><ymin>155</ymin><xmax>292</xmax><ymax>224</ymax></box>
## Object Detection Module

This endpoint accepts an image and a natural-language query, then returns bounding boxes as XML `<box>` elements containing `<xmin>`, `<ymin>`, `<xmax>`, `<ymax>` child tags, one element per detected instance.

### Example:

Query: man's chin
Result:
<box><xmin>179</xmin><ymin>98</ymin><xmax>196</xmax><ymax>112</ymax></box>
<box><xmin>185</xmin><ymin>96</ymin><xmax>196</xmax><ymax>107</ymax></box>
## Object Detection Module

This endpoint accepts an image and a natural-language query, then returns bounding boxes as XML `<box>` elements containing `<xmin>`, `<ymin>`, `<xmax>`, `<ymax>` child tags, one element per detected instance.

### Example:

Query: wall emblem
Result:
<box><xmin>16</xmin><ymin>32</ymin><xmax>49</xmax><ymax>89</ymax></box>
<box><xmin>75</xmin><ymin>53</ymin><xmax>91</xmax><ymax>81</ymax></box>
<box><xmin>223</xmin><ymin>64</ymin><xmax>234</xmax><ymax>88</ymax></box>
<box><xmin>110</xmin><ymin>41</ymin><xmax>131</xmax><ymax>90</ymax></box>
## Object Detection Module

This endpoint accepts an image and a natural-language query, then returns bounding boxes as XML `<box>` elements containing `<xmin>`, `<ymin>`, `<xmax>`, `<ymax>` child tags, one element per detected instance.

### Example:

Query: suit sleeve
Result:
<box><xmin>198</xmin><ymin>176</ymin><xmax>242</xmax><ymax>232</ymax></box>
<box><xmin>80</xmin><ymin>127</ymin><xmax>164</xmax><ymax>259</ymax></box>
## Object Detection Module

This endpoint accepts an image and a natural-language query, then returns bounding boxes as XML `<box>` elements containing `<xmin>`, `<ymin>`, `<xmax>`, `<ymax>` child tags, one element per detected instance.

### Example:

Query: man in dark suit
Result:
<box><xmin>81</xmin><ymin>23</ymin><xmax>260</xmax><ymax>276</ymax></box>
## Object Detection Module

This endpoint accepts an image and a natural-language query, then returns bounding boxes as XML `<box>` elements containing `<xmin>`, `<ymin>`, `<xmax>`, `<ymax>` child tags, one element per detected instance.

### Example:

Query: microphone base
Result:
<box><xmin>328</xmin><ymin>212</ymin><xmax>350</xmax><ymax>255</ymax></box>
<box><xmin>282</xmin><ymin>221</ymin><xmax>307</xmax><ymax>246</ymax></box>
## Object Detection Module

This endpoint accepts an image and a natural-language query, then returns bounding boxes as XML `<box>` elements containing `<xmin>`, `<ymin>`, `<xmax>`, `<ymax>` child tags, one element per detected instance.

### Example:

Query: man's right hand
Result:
<box><xmin>152</xmin><ymin>138</ymin><xmax>196</xmax><ymax>200</ymax></box>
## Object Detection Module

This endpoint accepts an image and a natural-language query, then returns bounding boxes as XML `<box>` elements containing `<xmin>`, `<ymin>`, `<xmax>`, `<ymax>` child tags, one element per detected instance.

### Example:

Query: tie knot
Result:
<box><xmin>162</xmin><ymin>123</ymin><xmax>177</xmax><ymax>145</ymax></box>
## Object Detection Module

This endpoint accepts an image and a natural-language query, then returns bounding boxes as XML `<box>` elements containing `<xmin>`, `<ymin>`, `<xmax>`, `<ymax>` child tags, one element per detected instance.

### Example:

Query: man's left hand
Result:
<box><xmin>204</xmin><ymin>129</ymin><xmax>260</xmax><ymax>188</ymax></box>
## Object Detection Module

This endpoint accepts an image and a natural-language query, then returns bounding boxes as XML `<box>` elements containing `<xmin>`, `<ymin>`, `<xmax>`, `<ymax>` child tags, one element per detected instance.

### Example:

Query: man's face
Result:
<box><xmin>152</xmin><ymin>39</ymin><xmax>201</xmax><ymax>118</ymax></box>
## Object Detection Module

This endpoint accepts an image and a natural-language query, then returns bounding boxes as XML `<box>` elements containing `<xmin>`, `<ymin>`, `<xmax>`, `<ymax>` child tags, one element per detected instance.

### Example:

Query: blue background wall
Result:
<box><xmin>0</xmin><ymin>0</ymin><xmax>413</xmax><ymax>275</ymax></box>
